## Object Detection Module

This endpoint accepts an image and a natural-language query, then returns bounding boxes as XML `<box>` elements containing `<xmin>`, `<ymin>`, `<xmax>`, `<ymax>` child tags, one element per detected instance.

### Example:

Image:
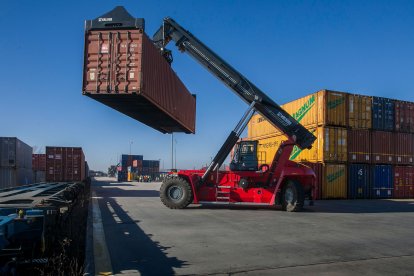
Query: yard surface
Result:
<box><xmin>89</xmin><ymin>177</ymin><xmax>414</xmax><ymax>275</ymax></box>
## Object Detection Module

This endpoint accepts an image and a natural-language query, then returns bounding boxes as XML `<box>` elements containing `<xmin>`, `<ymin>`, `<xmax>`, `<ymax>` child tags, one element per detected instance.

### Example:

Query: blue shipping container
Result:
<box><xmin>117</xmin><ymin>171</ymin><xmax>127</xmax><ymax>182</ymax></box>
<box><xmin>371</xmin><ymin>165</ymin><xmax>393</xmax><ymax>198</ymax></box>
<box><xmin>348</xmin><ymin>164</ymin><xmax>371</xmax><ymax>199</ymax></box>
<box><xmin>142</xmin><ymin>160</ymin><xmax>160</xmax><ymax>168</ymax></box>
<box><xmin>121</xmin><ymin>154</ymin><xmax>143</xmax><ymax>167</ymax></box>
<box><xmin>372</xmin><ymin>97</ymin><xmax>394</xmax><ymax>131</ymax></box>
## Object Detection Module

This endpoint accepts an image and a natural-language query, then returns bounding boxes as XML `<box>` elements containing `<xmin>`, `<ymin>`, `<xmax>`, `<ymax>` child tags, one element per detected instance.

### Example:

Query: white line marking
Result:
<box><xmin>92</xmin><ymin>191</ymin><xmax>113</xmax><ymax>275</ymax></box>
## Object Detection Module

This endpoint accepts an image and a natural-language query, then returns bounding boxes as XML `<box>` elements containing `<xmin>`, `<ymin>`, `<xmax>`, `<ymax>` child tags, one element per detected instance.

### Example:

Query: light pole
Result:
<box><xmin>171</xmin><ymin>133</ymin><xmax>174</xmax><ymax>170</ymax></box>
<box><xmin>174</xmin><ymin>138</ymin><xmax>177</xmax><ymax>169</ymax></box>
<box><xmin>129</xmin><ymin>140</ymin><xmax>133</xmax><ymax>155</ymax></box>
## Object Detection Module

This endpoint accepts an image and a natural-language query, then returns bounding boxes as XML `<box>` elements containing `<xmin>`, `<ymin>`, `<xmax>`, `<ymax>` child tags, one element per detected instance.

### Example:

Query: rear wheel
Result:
<box><xmin>281</xmin><ymin>179</ymin><xmax>304</xmax><ymax>212</ymax></box>
<box><xmin>160</xmin><ymin>177</ymin><xmax>193</xmax><ymax>209</ymax></box>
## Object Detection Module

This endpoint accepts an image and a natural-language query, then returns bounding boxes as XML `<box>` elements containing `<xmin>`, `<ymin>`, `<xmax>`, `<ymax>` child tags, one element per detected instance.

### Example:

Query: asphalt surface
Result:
<box><xmin>90</xmin><ymin>177</ymin><xmax>414</xmax><ymax>275</ymax></box>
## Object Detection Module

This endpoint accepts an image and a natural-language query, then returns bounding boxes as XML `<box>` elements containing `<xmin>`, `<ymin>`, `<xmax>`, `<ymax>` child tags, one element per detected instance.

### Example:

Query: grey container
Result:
<box><xmin>33</xmin><ymin>170</ymin><xmax>46</xmax><ymax>183</ymax></box>
<box><xmin>0</xmin><ymin>167</ymin><xmax>33</xmax><ymax>189</ymax></box>
<box><xmin>0</xmin><ymin>137</ymin><xmax>33</xmax><ymax>169</ymax></box>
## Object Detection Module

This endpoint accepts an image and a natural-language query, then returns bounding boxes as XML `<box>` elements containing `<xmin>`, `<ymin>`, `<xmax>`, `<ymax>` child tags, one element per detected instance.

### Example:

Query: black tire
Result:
<box><xmin>160</xmin><ymin>177</ymin><xmax>193</xmax><ymax>209</ymax></box>
<box><xmin>281</xmin><ymin>179</ymin><xmax>305</xmax><ymax>212</ymax></box>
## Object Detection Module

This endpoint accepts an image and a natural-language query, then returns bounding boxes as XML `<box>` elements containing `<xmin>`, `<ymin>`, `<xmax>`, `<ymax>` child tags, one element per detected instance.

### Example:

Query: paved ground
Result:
<box><xmin>90</xmin><ymin>177</ymin><xmax>414</xmax><ymax>275</ymax></box>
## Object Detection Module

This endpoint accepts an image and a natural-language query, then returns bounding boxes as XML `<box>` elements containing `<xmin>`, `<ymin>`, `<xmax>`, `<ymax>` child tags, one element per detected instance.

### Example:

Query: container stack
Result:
<box><xmin>142</xmin><ymin>160</ymin><xmax>160</xmax><ymax>179</ymax></box>
<box><xmin>393</xmin><ymin>100</ymin><xmax>414</xmax><ymax>199</ymax></box>
<box><xmin>46</xmin><ymin>147</ymin><xmax>86</xmax><ymax>182</ymax></box>
<box><xmin>32</xmin><ymin>154</ymin><xmax>46</xmax><ymax>183</ymax></box>
<box><xmin>0</xmin><ymin>137</ymin><xmax>33</xmax><ymax>188</ymax></box>
<box><xmin>118</xmin><ymin>154</ymin><xmax>143</xmax><ymax>182</ymax></box>
<box><xmin>246</xmin><ymin>90</ymin><xmax>414</xmax><ymax>199</ymax></box>
<box><xmin>248</xmin><ymin>90</ymin><xmax>348</xmax><ymax>199</ymax></box>
<box><xmin>117</xmin><ymin>154</ymin><xmax>160</xmax><ymax>182</ymax></box>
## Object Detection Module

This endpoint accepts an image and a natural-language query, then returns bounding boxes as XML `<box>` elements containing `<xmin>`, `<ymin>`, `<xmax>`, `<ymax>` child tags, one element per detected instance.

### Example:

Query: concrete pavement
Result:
<box><xmin>89</xmin><ymin>177</ymin><xmax>414</xmax><ymax>275</ymax></box>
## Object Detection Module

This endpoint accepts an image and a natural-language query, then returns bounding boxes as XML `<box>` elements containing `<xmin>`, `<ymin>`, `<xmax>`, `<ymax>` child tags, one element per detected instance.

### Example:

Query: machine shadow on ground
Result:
<box><xmin>307</xmin><ymin>199</ymin><xmax>414</xmax><ymax>214</ymax></box>
<box><xmin>186</xmin><ymin>200</ymin><xmax>414</xmax><ymax>214</ymax></box>
<box><xmin>97</xmin><ymin>196</ymin><xmax>187</xmax><ymax>275</ymax></box>
<box><xmin>95</xmin><ymin>188</ymin><xmax>160</xmax><ymax>198</ymax></box>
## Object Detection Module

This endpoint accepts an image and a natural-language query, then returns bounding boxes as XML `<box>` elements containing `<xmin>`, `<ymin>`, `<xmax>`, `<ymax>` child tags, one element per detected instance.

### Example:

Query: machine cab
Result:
<box><xmin>230</xmin><ymin>140</ymin><xmax>259</xmax><ymax>171</ymax></box>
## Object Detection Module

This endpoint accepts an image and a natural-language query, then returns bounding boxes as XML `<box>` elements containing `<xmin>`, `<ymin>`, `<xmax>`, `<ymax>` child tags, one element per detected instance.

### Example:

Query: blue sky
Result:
<box><xmin>1</xmin><ymin>0</ymin><xmax>413</xmax><ymax>171</ymax></box>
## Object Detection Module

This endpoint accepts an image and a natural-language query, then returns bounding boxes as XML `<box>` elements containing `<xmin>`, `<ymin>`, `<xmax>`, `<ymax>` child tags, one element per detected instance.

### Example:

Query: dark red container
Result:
<box><xmin>394</xmin><ymin>166</ymin><xmax>414</xmax><ymax>199</ymax></box>
<box><xmin>394</xmin><ymin>133</ymin><xmax>414</xmax><ymax>165</ymax></box>
<box><xmin>46</xmin><ymin>147</ymin><xmax>85</xmax><ymax>182</ymax></box>
<box><xmin>32</xmin><ymin>154</ymin><xmax>46</xmax><ymax>171</ymax></box>
<box><xmin>395</xmin><ymin>100</ymin><xmax>414</xmax><ymax>133</ymax></box>
<box><xmin>348</xmin><ymin>129</ymin><xmax>371</xmax><ymax>163</ymax></box>
<box><xmin>300</xmin><ymin>162</ymin><xmax>322</xmax><ymax>200</ymax></box>
<box><xmin>83</xmin><ymin>7</ymin><xmax>196</xmax><ymax>134</ymax></box>
<box><xmin>371</xmin><ymin>131</ymin><xmax>394</xmax><ymax>164</ymax></box>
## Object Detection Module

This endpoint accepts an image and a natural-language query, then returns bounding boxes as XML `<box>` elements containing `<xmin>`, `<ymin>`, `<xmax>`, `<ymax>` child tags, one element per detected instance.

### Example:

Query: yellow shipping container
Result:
<box><xmin>255</xmin><ymin>127</ymin><xmax>347</xmax><ymax>164</ymax></box>
<box><xmin>247</xmin><ymin>90</ymin><xmax>348</xmax><ymax>139</ymax></box>
<box><xmin>322</xmin><ymin>164</ymin><xmax>347</xmax><ymax>199</ymax></box>
<box><xmin>348</xmin><ymin>94</ymin><xmax>372</xmax><ymax>129</ymax></box>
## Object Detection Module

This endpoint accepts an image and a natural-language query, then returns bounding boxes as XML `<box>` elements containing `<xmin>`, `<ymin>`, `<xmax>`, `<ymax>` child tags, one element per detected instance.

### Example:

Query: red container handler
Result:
<box><xmin>371</xmin><ymin>131</ymin><xmax>394</xmax><ymax>164</ymax></box>
<box><xmin>348</xmin><ymin>129</ymin><xmax>371</xmax><ymax>163</ymax></box>
<box><xmin>394</xmin><ymin>166</ymin><xmax>414</xmax><ymax>199</ymax></box>
<box><xmin>299</xmin><ymin>162</ymin><xmax>322</xmax><ymax>200</ymax></box>
<box><xmin>394</xmin><ymin>133</ymin><xmax>414</xmax><ymax>165</ymax></box>
<box><xmin>46</xmin><ymin>147</ymin><xmax>85</xmax><ymax>182</ymax></box>
<box><xmin>395</xmin><ymin>100</ymin><xmax>414</xmax><ymax>133</ymax></box>
<box><xmin>83</xmin><ymin>7</ymin><xmax>196</xmax><ymax>134</ymax></box>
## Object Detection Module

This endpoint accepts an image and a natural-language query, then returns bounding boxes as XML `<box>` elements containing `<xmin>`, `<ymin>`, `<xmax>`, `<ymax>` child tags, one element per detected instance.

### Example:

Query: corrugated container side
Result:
<box><xmin>0</xmin><ymin>137</ymin><xmax>32</xmax><ymax>169</ymax></box>
<box><xmin>141</xmin><ymin>34</ymin><xmax>196</xmax><ymax>133</ymax></box>
<box><xmin>348</xmin><ymin>164</ymin><xmax>371</xmax><ymax>199</ymax></box>
<box><xmin>0</xmin><ymin>168</ymin><xmax>33</xmax><ymax>188</ymax></box>
<box><xmin>348</xmin><ymin>129</ymin><xmax>371</xmax><ymax>163</ymax></box>
<box><xmin>300</xmin><ymin>162</ymin><xmax>323</xmax><ymax>200</ymax></box>
<box><xmin>371</xmin><ymin>131</ymin><xmax>394</xmax><ymax>164</ymax></box>
<box><xmin>32</xmin><ymin>154</ymin><xmax>46</xmax><ymax>171</ymax></box>
<box><xmin>284</xmin><ymin>92</ymin><xmax>319</xmax><ymax>128</ymax></box>
<box><xmin>394</xmin><ymin>133</ymin><xmax>414</xmax><ymax>165</ymax></box>
<box><xmin>394</xmin><ymin>166</ymin><xmax>414</xmax><ymax>199</ymax></box>
<box><xmin>46</xmin><ymin>147</ymin><xmax>85</xmax><ymax>182</ymax></box>
<box><xmin>117</xmin><ymin>171</ymin><xmax>127</xmax><ymax>182</ymax></box>
<box><xmin>122</xmin><ymin>154</ymin><xmax>144</xmax><ymax>167</ymax></box>
<box><xmin>247</xmin><ymin>90</ymin><xmax>347</xmax><ymax>139</ymax></box>
<box><xmin>256</xmin><ymin>127</ymin><xmax>347</xmax><ymax>164</ymax></box>
<box><xmin>247</xmin><ymin>114</ymin><xmax>277</xmax><ymax>139</ymax></box>
<box><xmin>395</xmin><ymin>101</ymin><xmax>414</xmax><ymax>133</ymax></box>
<box><xmin>83</xmin><ymin>30</ymin><xmax>196</xmax><ymax>134</ymax></box>
<box><xmin>322</xmin><ymin>164</ymin><xmax>347</xmax><ymax>199</ymax></box>
<box><xmin>348</xmin><ymin>94</ymin><xmax>372</xmax><ymax>129</ymax></box>
<box><xmin>321</xmin><ymin>90</ymin><xmax>347</xmax><ymax>127</ymax></box>
<box><xmin>371</xmin><ymin>165</ymin><xmax>393</xmax><ymax>198</ymax></box>
<box><xmin>372</xmin><ymin>97</ymin><xmax>394</xmax><ymax>131</ymax></box>
<box><xmin>33</xmin><ymin>170</ymin><xmax>46</xmax><ymax>183</ymax></box>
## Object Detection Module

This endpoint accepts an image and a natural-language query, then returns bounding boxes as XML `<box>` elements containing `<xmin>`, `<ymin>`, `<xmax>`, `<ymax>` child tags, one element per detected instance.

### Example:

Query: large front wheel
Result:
<box><xmin>160</xmin><ymin>177</ymin><xmax>193</xmax><ymax>209</ymax></box>
<box><xmin>281</xmin><ymin>179</ymin><xmax>305</xmax><ymax>212</ymax></box>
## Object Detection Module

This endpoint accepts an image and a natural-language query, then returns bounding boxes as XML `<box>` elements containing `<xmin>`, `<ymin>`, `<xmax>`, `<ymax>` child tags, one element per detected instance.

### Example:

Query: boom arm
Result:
<box><xmin>153</xmin><ymin>18</ymin><xmax>316</xmax><ymax>149</ymax></box>
<box><xmin>153</xmin><ymin>18</ymin><xmax>316</xmax><ymax>183</ymax></box>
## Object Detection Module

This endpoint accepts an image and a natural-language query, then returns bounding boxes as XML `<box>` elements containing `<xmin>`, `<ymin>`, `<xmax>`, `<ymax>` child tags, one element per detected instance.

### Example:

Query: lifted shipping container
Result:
<box><xmin>83</xmin><ymin>7</ymin><xmax>196</xmax><ymax>134</ymax></box>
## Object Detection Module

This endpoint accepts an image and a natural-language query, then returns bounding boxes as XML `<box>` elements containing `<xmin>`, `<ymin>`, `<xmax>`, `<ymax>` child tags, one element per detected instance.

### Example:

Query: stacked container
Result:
<box><xmin>248</xmin><ymin>90</ymin><xmax>348</xmax><ymax>199</ymax></box>
<box><xmin>46</xmin><ymin>147</ymin><xmax>86</xmax><ymax>182</ymax></box>
<box><xmin>117</xmin><ymin>154</ymin><xmax>160</xmax><ymax>182</ymax></box>
<box><xmin>347</xmin><ymin>94</ymin><xmax>374</xmax><ymax>199</ymax></box>
<box><xmin>247</xmin><ymin>90</ymin><xmax>414</xmax><ymax>200</ymax></box>
<box><xmin>392</xmin><ymin>99</ymin><xmax>414</xmax><ymax>198</ymax></box>
<box><xmin>32</xmin><ymin>154</ymin><xmax>46</xmax><ymax>183</ymax></box>
<box><xmin>118</xmin><ymin>154</ymin><xmax>143</xmax><ymax>182</ymax></box>
<box><xmin>0</xmin><ymin>137</ymin><xmax>33</xmax><ymax>188</ymax></box>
